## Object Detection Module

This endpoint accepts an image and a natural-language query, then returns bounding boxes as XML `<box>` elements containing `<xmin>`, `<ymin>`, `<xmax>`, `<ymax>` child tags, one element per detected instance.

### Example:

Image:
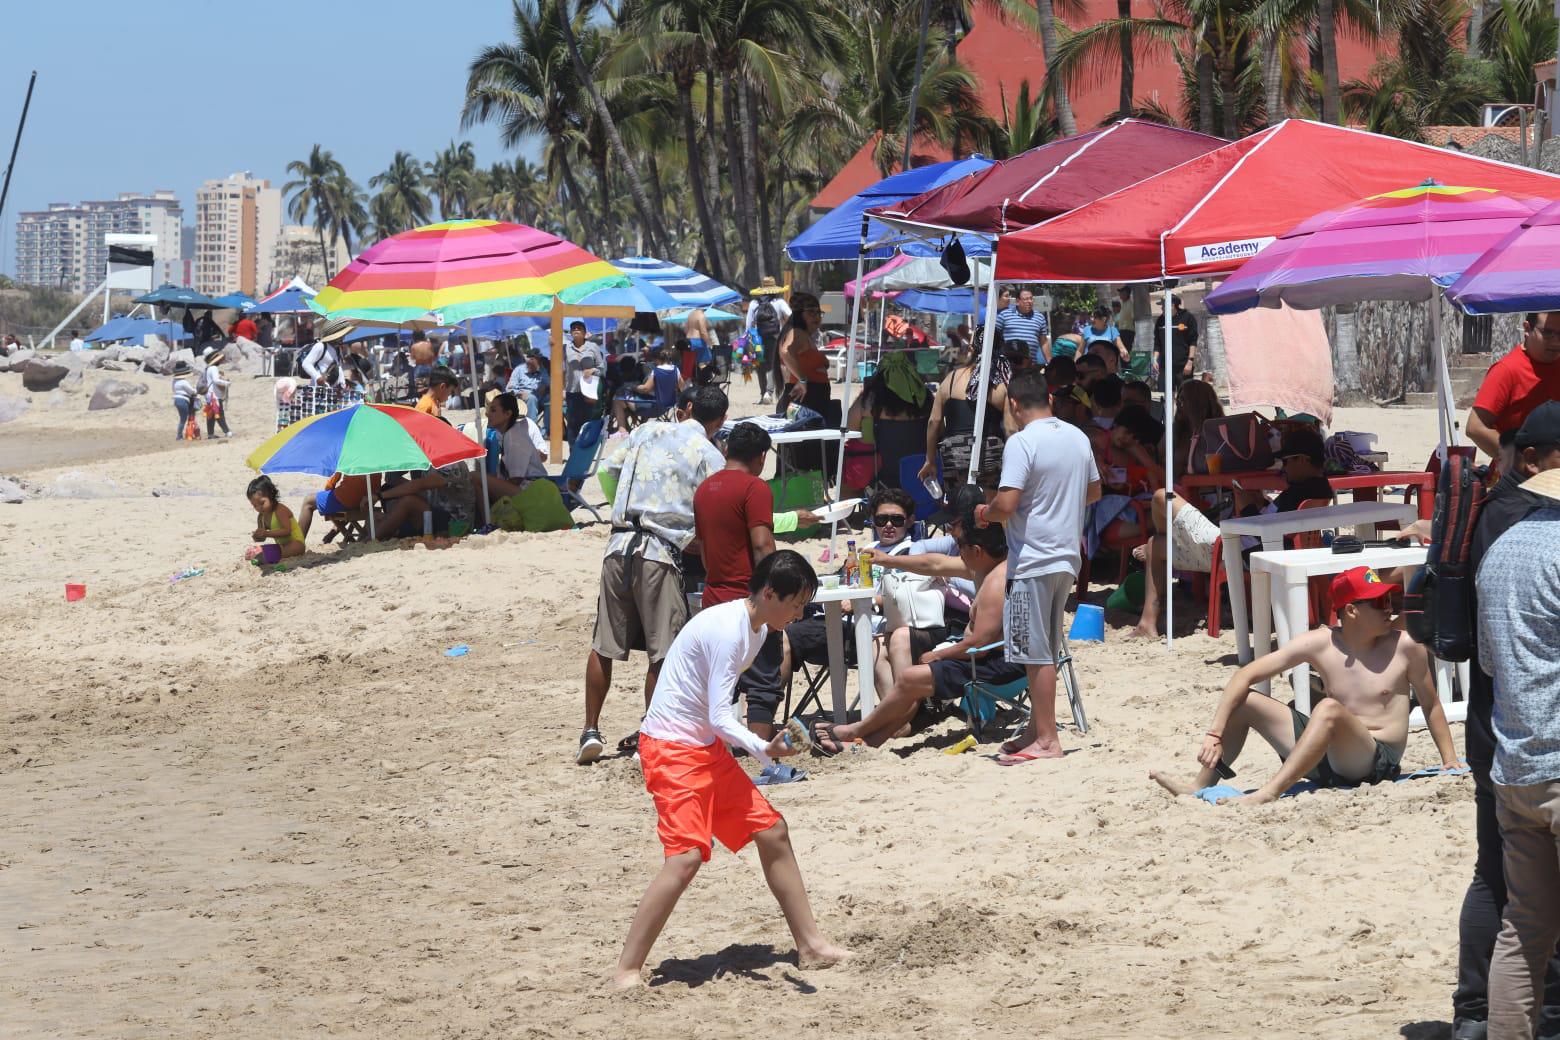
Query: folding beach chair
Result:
<box><xmin>899</xmin><ymin>454</ymin><xmax>947</xmax><ymax>530</ymax></box>
<box><xmin>960</xmin><ymin>636</ymin><xmax>1089</xmax><ymax>740</ymax></box>
<box><xmin>546</xmin><ymin>419</ymin><xmax>607</xmax><ymax>522</ymax></box>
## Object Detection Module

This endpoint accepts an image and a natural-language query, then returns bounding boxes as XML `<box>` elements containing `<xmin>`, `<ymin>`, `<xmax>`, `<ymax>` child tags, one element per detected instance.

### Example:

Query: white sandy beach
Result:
<box><xmin>1</xmin><ymin>363</ymin><xmax>1470</xmax><ymax>1039</ymax></box>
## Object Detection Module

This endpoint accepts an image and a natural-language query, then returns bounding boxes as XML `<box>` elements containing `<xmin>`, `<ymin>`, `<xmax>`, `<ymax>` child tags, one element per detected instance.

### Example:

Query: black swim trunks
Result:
<box><xmin>1288</xmin><ymin>705</ymin><xmax>1403</xmax><ymax>787</ymax></box>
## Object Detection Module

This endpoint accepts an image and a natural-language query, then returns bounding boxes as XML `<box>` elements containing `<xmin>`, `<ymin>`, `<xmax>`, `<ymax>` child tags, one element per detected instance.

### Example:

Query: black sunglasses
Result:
<box><xmin>873</xmin><ymin>514</ymin><xmax>908</xmax><ymax>527</ymax></box>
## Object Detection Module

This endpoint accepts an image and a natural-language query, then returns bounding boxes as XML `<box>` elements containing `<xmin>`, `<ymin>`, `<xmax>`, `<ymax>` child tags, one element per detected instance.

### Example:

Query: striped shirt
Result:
<box><xmin>995</xmin><ymin>305</ymin><xmax>1050</xmax><ymax>364</ymax></box>
<box><xmin>1477</xmin><ymin>508</ymin><xmax>1560</xmax><ymax>785</ymax></box>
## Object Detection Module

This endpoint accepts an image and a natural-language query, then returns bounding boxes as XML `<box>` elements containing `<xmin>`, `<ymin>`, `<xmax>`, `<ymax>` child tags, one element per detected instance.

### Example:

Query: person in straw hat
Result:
<box><xmin>744</xmin><ymin>276</ymin><xmax>790</xmax><ymax>404</ymax></box>
<box><xmin>200</xmin><ymin>344</ymin><xmax>233</xmax><ymax>438</ymax></box>
<box><xmin>171</xmin><ymin>360</ymin><xmax>200</xmax><ymax>441</ymax></box>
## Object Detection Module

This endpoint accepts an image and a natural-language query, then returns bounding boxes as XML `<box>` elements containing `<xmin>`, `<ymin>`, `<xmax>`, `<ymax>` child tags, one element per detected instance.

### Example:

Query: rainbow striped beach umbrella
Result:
<box><xmin>310</xmin><ymin>219</ymin><xmax>630</xmax><ymax>325</ymax></box>
<box><xmin>1445</xmin><ymin>200</ymin><xmax>1560</xmax><ymax>314</ymax></box>
<box><xmin>246</xmin><ymin>403</ymin><xmax>487</xmax><ymax>477</ymax></box>
<box><xmin>1204</xmin><ymin>182</ymin><xmax>1549</xmax><ymax>314</ymax></box>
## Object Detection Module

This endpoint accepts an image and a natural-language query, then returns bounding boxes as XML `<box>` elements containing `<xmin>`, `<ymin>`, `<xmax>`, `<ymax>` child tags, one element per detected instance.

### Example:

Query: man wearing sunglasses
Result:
<box><xmin>1468</xmin><ymin>311</ymin><xmax>1560</xmax><ymax>462</ymax></box>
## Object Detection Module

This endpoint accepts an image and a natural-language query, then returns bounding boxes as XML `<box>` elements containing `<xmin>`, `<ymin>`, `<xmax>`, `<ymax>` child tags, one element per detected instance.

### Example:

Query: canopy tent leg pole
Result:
<box><xmin>1163</xmin><ymin>285</ymin><xmax>1175</xmax><ymax>650</ymax></box>
<box><xmin>829</xmin><ymin>219</ymin><xmax>871</xmax><ymax>565</ymax></box>
<box><xmin>1430</xmin><ymin>296</ymin><xmax>1458</xmax><ymax>453</ymax></box>
<box><xmin>967</xmin><ymin>238</ymin><xmax>1001</xmax><ymax>485</ymax></box>
<box><xmin>465</xmin><ymin>318</ymin><xmax>491</xmax><ymax>527</ymax></box>
<box><xmin>878</xmin><ymin>295</ymin><xmax>886</xmax><ymax>363</ymax></box>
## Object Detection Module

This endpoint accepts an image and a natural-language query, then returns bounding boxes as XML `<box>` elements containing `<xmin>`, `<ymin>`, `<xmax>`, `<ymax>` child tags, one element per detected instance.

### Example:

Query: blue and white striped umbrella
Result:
<box><xmin>611</xmin><ymin>256</ymin><xmax>742</xmax><ymax>309</ymax></box>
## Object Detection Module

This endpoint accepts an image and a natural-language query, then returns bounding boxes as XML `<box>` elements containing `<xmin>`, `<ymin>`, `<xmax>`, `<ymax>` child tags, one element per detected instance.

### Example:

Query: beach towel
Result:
<box><xmin>1218</xmin><ymin>304</ymin><xmax>1334</xmax><ymax>427</ymax></box>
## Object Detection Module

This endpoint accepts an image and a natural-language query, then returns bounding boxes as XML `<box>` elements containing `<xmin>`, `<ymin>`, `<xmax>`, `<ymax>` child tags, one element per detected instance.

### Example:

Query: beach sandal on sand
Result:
<box><xmin>810</xmin><ymin>721</ymin><xmax>850</xmax><ymax>757</ymax></box>
<box><xmin>617</xmin><ymin>731</ymin><xmax>641</xmax><ymax>754</ymax></box>
<box><xmin>997</xmin><ymin>749</ymin><xmax>1059</xmax><ymax>766</ymax></box>
<box><xmin>755</xmin><ymin>763</ymin><xmax>808</xmax><ymax>786</ymax></box>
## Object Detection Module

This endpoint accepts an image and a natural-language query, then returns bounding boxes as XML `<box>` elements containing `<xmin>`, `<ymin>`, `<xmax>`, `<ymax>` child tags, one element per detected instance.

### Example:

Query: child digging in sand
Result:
<box><xmin>614</xmin><ymin>549</ymin><xmax>848</xmax><ymax>988</ymax></box>
<box><xmin>245</xmin><ymin>476</ymin><xmax>306</xmax><ymax>566</ymax></box>
<box><xmin>1150</xmin><ymin>566</ymin><xmax>1462</xmax><ymax>805</ymax></box>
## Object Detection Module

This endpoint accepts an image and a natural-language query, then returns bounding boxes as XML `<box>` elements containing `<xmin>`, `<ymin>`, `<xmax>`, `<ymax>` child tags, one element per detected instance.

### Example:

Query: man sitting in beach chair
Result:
<box><xmin>1150</xmin><ymin>567</ymin><xmax>1463</xmax><ymax>804</ymax></box>
<box><xmin>812</xmin><ymin>508</ymin><xmax>1018</xmax><ymax>753</ymax></box>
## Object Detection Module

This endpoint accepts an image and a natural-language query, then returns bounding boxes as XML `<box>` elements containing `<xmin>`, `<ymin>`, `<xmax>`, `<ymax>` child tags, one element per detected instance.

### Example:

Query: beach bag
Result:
<box><xmin>879</xmin><ymin>568</ymin><xmax>945</xmax><ymax>633</ymax></box>
<box><xmin>184</xmin><ymin>413</ymin><xmax>201</xmax><ymax>440</ymax></box>
<box><xmin>1199</xmin><ymin>412</ymin><xmax>1274</xmax><ymax>473</ymax></box>
<box><xmin>842</xmin><ymin>439</ymin><xmax>877</xmax><ymax>491</ymax></box>
<box><xmin>754</xmin><ymin>299</ymin><xmax>782</xmax><ymax>344</ymax></box>
<box><xmin>1403</xmin><ymin>450</ymin><xmax>1486</xmax><ymax>662</ymax></box>
<box><xmin>491</xmin><ymin>480</ymin><xmax>573</xmax><ymax>533</ymax></box>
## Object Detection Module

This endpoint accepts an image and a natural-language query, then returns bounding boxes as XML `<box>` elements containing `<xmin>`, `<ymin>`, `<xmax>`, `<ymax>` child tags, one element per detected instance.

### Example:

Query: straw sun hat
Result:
<box><xmin>750</xmin><ymin>275</ymin><xmax>787</xmax><ymax>297</ymax></box>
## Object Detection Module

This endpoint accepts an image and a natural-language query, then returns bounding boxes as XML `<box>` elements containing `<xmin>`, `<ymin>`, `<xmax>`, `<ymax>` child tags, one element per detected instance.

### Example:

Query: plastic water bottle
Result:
<box><xmin>843</xmin><ymin>540</ymin><xmax>858</xmax><ymax>585</ymax></box>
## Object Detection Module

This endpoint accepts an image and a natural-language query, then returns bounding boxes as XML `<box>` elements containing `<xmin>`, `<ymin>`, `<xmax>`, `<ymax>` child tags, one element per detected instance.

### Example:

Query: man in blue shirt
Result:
<box><xmin>505</xmin><ymin>350</ymin><xmax>551</xmax><ymax>429</ymax></box>
<box><xmin>995</xmin><ymin>287</ymin><xmax>1050</xmax><ymax>365</ymax></box>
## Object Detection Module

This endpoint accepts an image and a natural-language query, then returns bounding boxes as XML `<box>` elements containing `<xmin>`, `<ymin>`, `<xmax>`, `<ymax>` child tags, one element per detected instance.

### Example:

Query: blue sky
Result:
<box><xmin>0</xmin><ymin>0</ymin><xmax>541</xmax><ymax>278</ymax></box>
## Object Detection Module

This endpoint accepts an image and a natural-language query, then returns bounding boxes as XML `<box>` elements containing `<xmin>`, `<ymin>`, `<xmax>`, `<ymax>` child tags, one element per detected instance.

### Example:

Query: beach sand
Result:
<box><xmin>1</xmin><ymin>364</ymin><xmax>1469</xmax><ymax>1039</ymax></box>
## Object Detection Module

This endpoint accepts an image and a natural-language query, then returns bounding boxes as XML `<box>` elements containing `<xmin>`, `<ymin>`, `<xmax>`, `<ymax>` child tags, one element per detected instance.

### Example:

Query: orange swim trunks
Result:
<box><xmin>639</xmin><ymin>734</ymin><xmax>782</xmax><ymax>861</ymax></box>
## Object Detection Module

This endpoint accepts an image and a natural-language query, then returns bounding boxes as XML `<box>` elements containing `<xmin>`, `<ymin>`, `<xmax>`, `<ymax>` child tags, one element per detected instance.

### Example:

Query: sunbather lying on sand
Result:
<box><xmin>1151</xmin><ymin>566</ymin><xmax>1462</xmax><ymax>805</ymax></box>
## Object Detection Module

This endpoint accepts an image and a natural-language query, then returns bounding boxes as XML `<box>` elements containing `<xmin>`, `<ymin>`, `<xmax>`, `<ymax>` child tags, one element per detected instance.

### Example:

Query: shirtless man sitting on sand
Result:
<box><xmin>1151</xmin><ymin>566</ymin><xmax>1462</xmax><ymax>805</ymax></box>
<box><xmin>812</xmin><ymin>511</ymin><xmax>1016</xmax><ymax>753</ymax></box>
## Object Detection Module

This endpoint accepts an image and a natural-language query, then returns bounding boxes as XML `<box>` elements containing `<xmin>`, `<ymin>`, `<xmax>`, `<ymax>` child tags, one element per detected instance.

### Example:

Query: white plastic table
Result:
<box><xmin>1221</xmin><ymin>501</ymin><xmax>1419</xmax><ymax>665</ymax></box>
<box><xmin>811</xmin><ymin>584</ymin><xmax>878</xmax><ymax>723</ymax></box>
<box><xmin>1247</xmin><ymin>544</ymin><xmax>1467</xmax><ymax>727</ymax></box>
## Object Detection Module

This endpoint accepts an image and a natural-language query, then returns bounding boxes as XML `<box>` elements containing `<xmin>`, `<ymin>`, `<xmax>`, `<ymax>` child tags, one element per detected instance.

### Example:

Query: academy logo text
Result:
<box><xmin>1183</xmin><ymin>237</ymin><xmax>1275</xmax><ymax>265</ymax></box>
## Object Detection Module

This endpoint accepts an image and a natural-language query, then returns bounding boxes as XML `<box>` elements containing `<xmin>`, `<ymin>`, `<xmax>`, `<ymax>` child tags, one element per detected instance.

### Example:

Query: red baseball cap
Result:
<box><xmin>1330</xmin><ymin>566</ymin><xmax>1398</xmax><ymax>608</ymax></box>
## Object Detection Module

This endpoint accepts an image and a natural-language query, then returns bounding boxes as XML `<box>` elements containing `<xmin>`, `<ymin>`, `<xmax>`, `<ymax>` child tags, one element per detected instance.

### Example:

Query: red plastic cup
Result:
<box><xmin>65</xmin><ymin>583</ymin><xmax>86</xmax><ymax>602</ymax></box>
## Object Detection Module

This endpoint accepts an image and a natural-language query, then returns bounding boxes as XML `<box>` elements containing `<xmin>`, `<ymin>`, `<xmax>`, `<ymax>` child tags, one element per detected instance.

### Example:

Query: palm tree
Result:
<box><xmin>992</xmin><ymin>78</ymin><xmax>1059</xmax><ymax>156</ymax></box>
<box><xmin>368</xmin><ymin>150</ymin><xmax>432</xmax><ymax>237</ymax></box>
<box><xmin>1035</xmin><ymin>0</ymin><xmax>1077</xmax><ymax>134</ymax></box>
<box><xmin>283</xmin><ymin>145</ymin><xmax>349</xmax><ymax>280</ymax></box>
<box><xmin>329</xmin><ymin>171</ymin><xmax>368</xmax><ymax>262</ymax></box>
<box><xmin>426</xmin><ymin>141</ymin><xmax>478</xmax><ymax>220</ymax></box>
<box><xmin>556</xmin><ymin>0</ymin><xmax>669</xmax><ymax>256</ymax></box>
<box><xmin>463</xmin><ymin>0</ymin><xmax>602</xmax><ymax>246</ymax></box>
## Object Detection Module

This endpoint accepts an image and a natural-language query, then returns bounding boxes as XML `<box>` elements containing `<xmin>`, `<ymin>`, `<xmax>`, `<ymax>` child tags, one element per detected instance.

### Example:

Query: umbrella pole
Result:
<box><xmin>829</xmin><ymin>219</ymin><xmax>871</xmax><ymax>565</ymax></box>
<box><xmin>368</xmin><ymin>472</ymin><xmax>378</xmax><ymax>541</ymax></box>
<box><xmin>465</xmin><ymin>318</ymin><xmax>492</xmax><ymax>526</ymax></box>
<box><xmin>966</xmin><ymin>239</ymin><xmax>1000</xmax><ymax>484</ymax></box>
<box><xmin>1163</xmin><ymin>285</ymin><xmax>1175</xmax><ymax>651</ymax></box>
<box><xmin>1430</xmin><ymin>296</ymin><xmax>1457</xmax><ymax>454</ymax></box>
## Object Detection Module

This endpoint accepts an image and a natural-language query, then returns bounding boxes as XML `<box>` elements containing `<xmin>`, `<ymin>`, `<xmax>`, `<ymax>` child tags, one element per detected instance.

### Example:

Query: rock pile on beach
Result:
<box><xmin>88</xmin><ymin>379</ymin><xmax>147</xmax><ymax>411</ymax></box>
<box><xmin>21</xmin><ymin>359</ymin><xmax>70</xmax><ymax>392</ymax></box>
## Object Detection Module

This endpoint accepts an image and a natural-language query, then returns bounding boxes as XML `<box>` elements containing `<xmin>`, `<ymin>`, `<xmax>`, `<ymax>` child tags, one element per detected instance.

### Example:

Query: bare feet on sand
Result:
<box><xmin>610</xmin><ymin>969</ymin><xmax>644</xmax><ymax>990</ymax></box>
<box><xmin>1149</xmin><ymin>770</ymin><xmax>1201</xmax><ymax>796</ymax></box>
<box><xmin>1126</xmin><ymin>621</ymin><xmax>1160</xmax><ymax>640</ymax></box>
<box><xmin>798</xmin><ymin>943</ymin><xmax>852</xmax><ymax>969</ymax></box>
<box><xmin>1225</xmin><ymin>790</ymin><xmax>1277</xmax><ymax>806</ymax></box>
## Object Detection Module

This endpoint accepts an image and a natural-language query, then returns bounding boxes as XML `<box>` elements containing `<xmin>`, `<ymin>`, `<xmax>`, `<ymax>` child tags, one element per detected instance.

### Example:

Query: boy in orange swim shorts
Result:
<box><xmin>614</xmin><ymin>550</ymin><xmax>849</xmax><ymax>988</ymax></box>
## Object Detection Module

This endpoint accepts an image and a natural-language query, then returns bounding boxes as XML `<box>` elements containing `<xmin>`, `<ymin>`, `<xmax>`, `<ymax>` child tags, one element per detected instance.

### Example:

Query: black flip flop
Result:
<box><xmin>810</xmin><ymin>720</ymin><xmax>849</xmax><ymax>758</ymax></box>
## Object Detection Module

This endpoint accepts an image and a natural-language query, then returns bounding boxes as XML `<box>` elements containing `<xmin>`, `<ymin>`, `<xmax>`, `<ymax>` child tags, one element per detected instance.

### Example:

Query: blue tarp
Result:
<box><xmin>786</xmin><ymin>155</ymin><xmax>996</xmax><ymax>263</ymax></box>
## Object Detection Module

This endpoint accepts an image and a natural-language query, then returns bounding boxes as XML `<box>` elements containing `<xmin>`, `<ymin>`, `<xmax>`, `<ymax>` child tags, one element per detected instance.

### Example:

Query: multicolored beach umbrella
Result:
<box><xmin>311</xmin><ymin>219</ymin><xmax>630</xmax><ymax>325</ymax></box>
<box><xmin>1445</xmin><ymin>200</ymin><xmax>1560</xmax><ymax>314</ymax></box>
<box><xmin>245</xmin><ymin>403</ymin><xmax>487</xmax><ymax>477</ymax></box>
<box><xmin>1205</xmin><ymin>183</ymin><xmax>1550</xmax><ymax>314</ymax></box>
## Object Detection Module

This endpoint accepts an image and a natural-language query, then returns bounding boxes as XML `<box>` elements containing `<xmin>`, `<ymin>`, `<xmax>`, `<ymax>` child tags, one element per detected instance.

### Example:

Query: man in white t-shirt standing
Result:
<box><xmin>976</xmin><ymin>366</ymin><xmax>1100</xmax><ymax>764</ymax></box>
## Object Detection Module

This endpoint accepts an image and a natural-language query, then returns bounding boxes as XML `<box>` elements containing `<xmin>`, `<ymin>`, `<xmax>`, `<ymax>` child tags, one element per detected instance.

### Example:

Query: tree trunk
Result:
<box><xmin>1117</xmin><ymin>0</ymin><xmax>1134</xmax><ymax>115</ymax></box>
<box><xmin>1200</xmin><ymin>311</ymin><xmax>1228</xmax><ymax>390</ymax></box>
<box><xmin>1196</xmin><ymin>49</ymin><xmax>1217</xmax><ymax>135</ymax></box>
<box><xmin>722</xmin><ymin>68</ymin><xmax>758</xmax><ymax>287</ymax></box>
<box><xmin>1035</xmin><ymin>0</ymin><xmax>1077</xmax><ymax>134</ymax></box>
<box><xmin>743</xmin><ymin>82</ymin><xmax>776</xmax><ymax>273</ymax></box>
<box><xmin>703</xmin><ymin>74</ymin><xmax>722</xmax><ymax>237</ymax></box>
<box><xmin>1318</xmin><ymin>0</ymin><xmax>1342</xmax><ymax>124</ymax></box>
<box><xmin>557</xmin><ymin>1</ymin><xmax>669</xmax><ymax>256</ymax></box>
<box><xmin>1467</xmin><ymin>0</ymin><xmax>1486</xmax><ymax>48</ymax></box>
<box><xmin>1332</xmin><ymin>304</ymin><xmax>1361</xmax><ymax>400</ymax></box>
<box><xmin>317</xmin><ymin>226</ymin><xmax>333</xmax><ymax>282</ymax></box>
<box><xmin>555</xmin><ymin>154</ymin><xmax>598</xmax><ymax>250</ymax></box>
<box><xmin>679</xmin><ymin>75</ymin><xmax>726</xmax><ymax>280</ymax></box>
<box><xmin>1218</xmin><ymin>55</ymin><xmax>1239</xmax><ymax>137</ymax></box>
<box><xmin>1262</xmin><ymin>29</ymin><xmax>1283</xmax><ymax>126</ymax></box>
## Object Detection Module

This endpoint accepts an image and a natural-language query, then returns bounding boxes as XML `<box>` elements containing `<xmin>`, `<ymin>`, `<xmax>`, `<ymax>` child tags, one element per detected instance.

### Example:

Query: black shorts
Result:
<box><xmin>930</xmin><ymin>654</ymin><xmax>1026</xmax><ymax>704</ymax></box>
<box><xmin>786</xmin><ymin>612</ymin><xmax>857</xmax><ymax>668</ymax></box>
<box><xmin>394</xmin><ymin>506</ymin><xmax>451</xmax><ymax>538</ymax></box>
<box><xmin>1288</xmin><ymin>705</ymin><xmax>1403</xmax><ymax>787</ymax></box>
<box><xmin>737</xmin><ymin>629</ymin><xmax>785</xmax><ymax>725</ymax></box>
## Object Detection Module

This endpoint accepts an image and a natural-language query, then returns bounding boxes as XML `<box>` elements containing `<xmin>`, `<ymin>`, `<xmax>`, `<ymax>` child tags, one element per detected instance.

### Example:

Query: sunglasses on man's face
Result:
<box><xmin>873</xmin><ymin>514</ymin><xmax>908</xmax><ymax>527</ymax></box>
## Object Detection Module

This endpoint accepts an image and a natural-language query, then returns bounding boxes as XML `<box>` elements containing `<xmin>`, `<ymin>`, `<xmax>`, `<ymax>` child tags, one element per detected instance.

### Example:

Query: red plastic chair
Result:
<box><xmin>1076</xmin><ymin>498</ymin><xmax>1153</xmax><ymax>603</ymax></box>
<box><xmin>1207</xmin><ymin>498</ymin><xmax>1332</xmax><ymax>638</ymax></box>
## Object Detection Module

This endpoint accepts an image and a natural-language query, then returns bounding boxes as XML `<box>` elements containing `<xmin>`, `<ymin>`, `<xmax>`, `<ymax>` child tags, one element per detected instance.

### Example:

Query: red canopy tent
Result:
<box><xmin>870</xmin><ymin>119</ymin><xmax>1225</xmax><ymax>236</ymax></box>
<box><xmin>994</xmin><ymin>119</ymin><xmax>1560</xmax><ymax>283</ymax></box>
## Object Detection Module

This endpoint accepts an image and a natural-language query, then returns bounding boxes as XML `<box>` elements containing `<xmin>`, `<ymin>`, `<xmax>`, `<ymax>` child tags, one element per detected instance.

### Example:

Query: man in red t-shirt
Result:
<box><xmin>1468</xmin><ymin>311</ymin><xmax>1560</xmax><ymax>460</ymax></box>
<box><xmin>230</xmin><ymin>315</ymin><xmax>259</xmax><ymax>342</ymax></box>
<box><xmin>692</xmin><ymin>422</ymin><xmax>815</xmax><ymax>740</ymax></box>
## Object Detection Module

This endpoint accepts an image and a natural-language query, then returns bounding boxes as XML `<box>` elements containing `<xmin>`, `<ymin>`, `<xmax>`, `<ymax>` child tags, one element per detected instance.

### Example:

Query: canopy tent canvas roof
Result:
<box><xmin>845</xmin><ymin>255</ymin><xmax>994</xmax><ymax>298</ymax></box>
<box><xmin>994</xmin><ymin>120</ymin><xmax>1560</xmax><ymax>283</ymax></box>
<box><xmin>786</xmin><ymin>155</ymin><xmax>996</xmax><ymax>262</ymax></box>
<box><xmin>869</xmin><ymin>120</ymin><xmax>1226</xmax><ymax>237</ymax></box>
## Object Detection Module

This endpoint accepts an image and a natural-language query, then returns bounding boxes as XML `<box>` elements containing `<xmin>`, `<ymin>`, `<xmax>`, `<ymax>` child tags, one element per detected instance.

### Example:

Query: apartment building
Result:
<box><xmin>194</xmin><ymin>172</ymin><xmax>282</xmax><ymax>297</ymax></box>
<box><xmin>13</xmin><ymin>191</ymin><xmax>184</xmax><ymax>293</ymax></box>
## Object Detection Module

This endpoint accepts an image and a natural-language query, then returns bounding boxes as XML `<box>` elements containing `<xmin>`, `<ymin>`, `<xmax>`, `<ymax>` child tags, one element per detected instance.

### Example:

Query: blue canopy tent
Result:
<box><xmin>84</xmin><ymin>316</ymin><xmax>140</xmax><ymax>343</ymax></box>
<box><xmin>785</xmin><ymin>155</ymin><xmax>995</xmax><ymax>263</ymax></box>
<box><xmin>85</xmin><ymin>317</ymin><xmax>190</xmax><ymax>343</ymax></box>
<box><xmin>611</xmin><ymin>256</ymin><xmax>741</xmax><ymax>308</ymax></box>
<box><xmin>214</xmin><ymin>292</ymin><xmax>256</xmax><ymax>310</ymax></box>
